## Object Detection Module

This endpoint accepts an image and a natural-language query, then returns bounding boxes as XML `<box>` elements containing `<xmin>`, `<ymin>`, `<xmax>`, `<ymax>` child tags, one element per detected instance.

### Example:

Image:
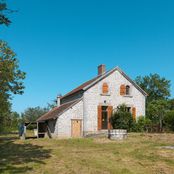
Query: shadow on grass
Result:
<box><xmin>0</xmin><ymin>136</ymin><xmax>51</xmax><ymax>173</ymax></box>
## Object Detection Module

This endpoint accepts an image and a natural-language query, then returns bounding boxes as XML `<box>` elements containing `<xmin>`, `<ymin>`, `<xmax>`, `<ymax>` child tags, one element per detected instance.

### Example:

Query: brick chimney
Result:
<box><xmin>98</xmin><ymin>64</ymin><xmax>106</xmax><ymax>76</ymax></box>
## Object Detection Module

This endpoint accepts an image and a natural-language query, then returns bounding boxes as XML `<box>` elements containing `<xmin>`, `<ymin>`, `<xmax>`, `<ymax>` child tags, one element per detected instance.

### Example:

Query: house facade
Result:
<box><xmin>37</xmin><ymin>65</ymin><xmax>147</xmax><ymax>138</ymax></box>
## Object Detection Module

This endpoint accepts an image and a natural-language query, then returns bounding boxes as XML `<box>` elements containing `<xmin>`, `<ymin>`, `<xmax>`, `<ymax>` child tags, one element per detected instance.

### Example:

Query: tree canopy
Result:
<box><xmin>0</xmin><ymin>41</ymin><xmax>25</xmax><ymax>131</ymax></box>
<box><xmin>146</xmin><ymin>100</ymin><xmax>168</xmax><ymax>130</ymax></box>
<box><xmin>135</xmin><ymin>73</ymin><xmax>171</xmax><ymax>103</ymax></box>
<box><xmin>21</xmin><ymin>107</ymin><xmax>48</xmax><ymax>122</ymax></box>
<box><xmin>0</xmin><ymin>0</ymin><xmax>12</xmax><ymax>26</ymax></box>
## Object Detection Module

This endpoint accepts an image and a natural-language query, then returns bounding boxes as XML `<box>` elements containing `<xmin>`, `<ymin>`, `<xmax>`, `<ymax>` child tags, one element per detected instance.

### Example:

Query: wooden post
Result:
<box><xmin>37</xmin><ymin>122</ymin><xmax>39</xmax><ymax>138</ymax></box>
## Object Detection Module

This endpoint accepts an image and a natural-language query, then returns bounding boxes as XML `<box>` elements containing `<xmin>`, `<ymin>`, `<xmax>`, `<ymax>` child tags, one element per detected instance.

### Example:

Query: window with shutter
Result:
<box><xmin>102</xmin><ymin>83</ymin><xmax>109</xmax><ymax>94</ymax></box>
<box><xmin>120</xmin><ymin>85</ymin><xmax>126</xmax><ymax>95</ymax></box>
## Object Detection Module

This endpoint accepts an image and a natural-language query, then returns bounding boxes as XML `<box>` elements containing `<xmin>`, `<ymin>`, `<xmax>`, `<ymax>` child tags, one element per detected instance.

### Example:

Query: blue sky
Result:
<box><xmin>1</xmin><ymin>0</ymin><xmax>174</xmax><ymax>113</ymax></box>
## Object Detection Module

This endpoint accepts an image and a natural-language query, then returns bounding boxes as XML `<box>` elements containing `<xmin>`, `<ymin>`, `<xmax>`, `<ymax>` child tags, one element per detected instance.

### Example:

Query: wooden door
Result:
<box><xmin>98</xmin><ymin>105</ymin><xmax>113</xmax><ymax>130</ymax></box>
<box><xmin>71</xmin><ymin>119</ymin><xmax>82</xmax><ymax>137</ymax></box>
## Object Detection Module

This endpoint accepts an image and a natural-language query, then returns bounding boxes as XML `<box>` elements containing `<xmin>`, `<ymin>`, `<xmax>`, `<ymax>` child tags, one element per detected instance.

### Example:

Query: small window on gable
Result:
<box><xmin>126</xmin><ymin>85</ymin><xmax>130</xmax><ymax>95</ymax></box>
<box><xmin>102</xmin><ymin>83</ymin><xmax>109</xmax><ymax>94</ymax></box>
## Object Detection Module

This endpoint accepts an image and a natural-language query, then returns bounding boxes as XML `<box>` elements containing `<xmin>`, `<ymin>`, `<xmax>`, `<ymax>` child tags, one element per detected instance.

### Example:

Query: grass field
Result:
<box><xmin>0</xmin><ymin>133</ymin><xmax>174</xmax><ymax>174</ymax></box>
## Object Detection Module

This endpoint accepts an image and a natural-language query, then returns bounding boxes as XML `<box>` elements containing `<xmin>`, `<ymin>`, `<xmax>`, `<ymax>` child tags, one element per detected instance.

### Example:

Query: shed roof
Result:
<box><xmin>37</xmin><ymin>99</ymin><xmax>81</xmax><ymax>122</ymax></box>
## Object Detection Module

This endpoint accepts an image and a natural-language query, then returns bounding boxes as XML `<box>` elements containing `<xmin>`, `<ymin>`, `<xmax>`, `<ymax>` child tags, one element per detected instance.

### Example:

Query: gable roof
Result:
<box><xmin>61</xmin><ymin>66</ymin><xmax>147</xmax><ymax>100</ymax></box>
<box><xmin>61</xmin><ymin>76</ymin><xmax>99</xmax><ymax>99</ymax></box>
<box><xmin>37</xmin><ymin>99</ymin><xmax>82</xmax><ymax>122</ymax></box>
<box><xmin>115</xmin><ymin>67</ymin><xmax>148</xmax><ymax>96</ymax></box>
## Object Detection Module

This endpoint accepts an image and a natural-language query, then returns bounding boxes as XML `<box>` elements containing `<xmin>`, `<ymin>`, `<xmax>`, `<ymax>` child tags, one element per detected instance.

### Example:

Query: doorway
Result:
<box><xmin>101</xmin><ymin>106</ymin><xmax>108</xmax><ymax>129</ymax></box>
<box><xmin>71</xmin><ymin>119</ymin><xmax>82</xmax><ymax>137</ymax></box>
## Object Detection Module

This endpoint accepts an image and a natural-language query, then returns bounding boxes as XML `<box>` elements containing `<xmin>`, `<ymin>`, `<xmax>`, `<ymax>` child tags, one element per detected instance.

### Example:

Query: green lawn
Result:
<box><xmin>0</xmin><ymin>133</ymin><xmax>174</xmax><ymax>174</ymax></box>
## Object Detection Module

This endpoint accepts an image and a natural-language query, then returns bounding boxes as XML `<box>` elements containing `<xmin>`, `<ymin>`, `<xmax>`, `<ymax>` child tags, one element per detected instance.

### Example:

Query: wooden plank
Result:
<box><xmin>71</xmin><ymin>120</ymin><xmax>82</xmax><ymax>137</ymax></box>
<box><xmin>98</xmin><ymin>105</ymin><xmax>102</xmax><ymax>130</ymax></box>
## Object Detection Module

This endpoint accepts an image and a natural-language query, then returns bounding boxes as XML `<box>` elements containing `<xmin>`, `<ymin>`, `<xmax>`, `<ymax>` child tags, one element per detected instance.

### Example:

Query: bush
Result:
<box><xmin>132</xmin><ymin>116</ymin><xmax>152</xmax><ymax>132</ymax></box>
<box><xmin>164</xmin><ymin>110</ymin><xmax>174</xmax><ymax>131</ymax></box>
<box><xmin>110</xmin><ymin>105</ymin><xmax>134</xmax><ymax>132</ymax></box>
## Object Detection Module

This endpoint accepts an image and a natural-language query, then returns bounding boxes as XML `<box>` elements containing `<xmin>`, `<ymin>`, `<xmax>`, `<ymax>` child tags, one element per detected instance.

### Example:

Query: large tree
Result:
<box><xmin>0</xmin><ymin>41</ymin><xmax>25</xmax><ymax>129</ymax></box>
<box><xmin>135</xmin><ymin>73</ymin><xmax>171</xmax><ymax>103</ymax></box>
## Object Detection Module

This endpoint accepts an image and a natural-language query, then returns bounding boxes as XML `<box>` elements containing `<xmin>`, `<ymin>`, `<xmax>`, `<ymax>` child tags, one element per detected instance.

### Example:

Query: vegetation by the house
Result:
<box><xmin>111</xmin><ymin>104</ymin><xmax>134</xmax><ymax>131</ymax></box>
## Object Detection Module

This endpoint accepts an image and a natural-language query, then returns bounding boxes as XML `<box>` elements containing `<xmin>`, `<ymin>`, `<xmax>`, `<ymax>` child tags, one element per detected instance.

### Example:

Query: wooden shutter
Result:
<box><xmin>132</xmin><ymin>107</ymin><xmax>136</xmax><ymax>120</ymax></box>
<box><xmin>102</xmin><ymin>83</ymin><xmax>108</xmax><ymax>94</ymax></box>
<box><xmin>107</xmin><ymin>106</ymin><xmax>113</xmax><ymax>129</ymax></box>
<box><xmin>120</xmin><ymin>85</ymin><xmax>126</xmax><ymax>95</ymax></box>
<box><xmin>98</xmin><ymin>105</ymin><xmax>102</xmax><ymax>130</ymax></box>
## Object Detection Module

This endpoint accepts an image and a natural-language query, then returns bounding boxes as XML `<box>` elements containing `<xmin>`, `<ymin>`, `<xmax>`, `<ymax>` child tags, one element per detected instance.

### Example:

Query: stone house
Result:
<box><xmin>37</xmin><ymin>65</ymin><xmax>147</xmax><ymax>138</ymax></box>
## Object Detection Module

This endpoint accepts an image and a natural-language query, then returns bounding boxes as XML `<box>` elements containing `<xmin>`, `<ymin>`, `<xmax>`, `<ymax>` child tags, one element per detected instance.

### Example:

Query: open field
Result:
<box><xmin>0</xmin><ymin>133</ymin><xmax>174</xmax><ymax>174</ymax></box>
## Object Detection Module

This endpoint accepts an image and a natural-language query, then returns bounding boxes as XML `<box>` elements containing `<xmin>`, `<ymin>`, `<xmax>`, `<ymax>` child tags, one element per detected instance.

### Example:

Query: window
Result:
<box><xmin>120</xmin><ymin>85</ymin><xmax>126</xmax><ymax>95</ymax></box>
<box><xmin>102</xmin><ymin>83</ymin><xmax>109</xmax><ymax>94</ymax></box>
<box><xmin>126</xmin><ymin>85</ymin><xmax>130</xmax><ymax>95</ymax></box>
<box><xmin>125</xmin><ymin>107</ymin><xmax>131</xmax><ymax>113</ymax></box>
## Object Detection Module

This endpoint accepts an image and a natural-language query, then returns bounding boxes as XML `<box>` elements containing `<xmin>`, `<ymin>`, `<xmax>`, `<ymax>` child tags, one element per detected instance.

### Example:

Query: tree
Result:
<box><xmin>0</xmin><ymin>41</ymin><xmax>25</xmax><ymax>131</ymax></box>
<box><xmin>47</xmin><ymin>99</ymin><xmax>57</xmax><ymax>110</ymax></box>
<box><xmin>4</xmin><ymin>111</ymin><xmax>20</xmax><ymax>130</ymax></box>
<box><xmin>146</xmin><ymin>100</ymin><xmax>168</xmax><ymax>131</ymax></box>
<box><xmin>21</xmin><ymin>107</ymin><xmax>48</xmax><ymax>122</ymax></box>
<box><xmin>133</xmin><ymin>116</ymin><xmax>152</xmax><ymax>132</ymax></box>
<box><xmin>164</xmin><ymin>110</ymin><xmax>174</xmax><ymax>131</ymax></box>
<box><xmin>0</xmin><ymin>0</ymin><xmax>13</xmax><ymax>26</ymax></box>
<box><xmin>135</xmin><ymin>74</ymin><xmax>171</xmax><ymax>103</ymax></box>
<box><xmin>0</xmin><ymin>41</ymin><xmax>25</xmax><ymax>95</ymax></box>
<box><xmin>111</xmin><ymin>104</ymin><xmax>134</xmax><ymax>131</ymax></box>
<box><xmin>167</xmin><ymin>99</ymin><xmax>174</xmax><ymax>110</ymax></box>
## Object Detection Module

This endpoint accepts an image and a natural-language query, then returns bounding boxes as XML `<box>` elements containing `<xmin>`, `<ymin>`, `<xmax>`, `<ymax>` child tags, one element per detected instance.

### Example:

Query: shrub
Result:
<box><xmin>164</xmin><ymin>110</ymin><xmax>174</xmax><ymax>131</ymax></box>
<box><xmin>110</xmin><ymin>104</ymin><xmax>134</xmax><ymax>132</ymax></box>
<box><xmin>133</xmin><ymin>116</ymin><xmax>152</xmax><ymax>132</ymax></box>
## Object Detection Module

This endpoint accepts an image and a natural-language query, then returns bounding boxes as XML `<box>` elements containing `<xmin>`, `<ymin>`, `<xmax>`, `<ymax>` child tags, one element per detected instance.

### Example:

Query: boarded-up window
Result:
<box><xmin>132</xmin><ymin>107</ymin><xmax>136</xmax><ymax>120</ymax></box>
<box><xmin>120</xmin><ymin>85</ymin><xmax>126</xmax><ymax>95</ymax></box>
<box><xmin>102</xmin><ymin>83</ymin><xmax>109</xmax><ymax>94</ymax></box>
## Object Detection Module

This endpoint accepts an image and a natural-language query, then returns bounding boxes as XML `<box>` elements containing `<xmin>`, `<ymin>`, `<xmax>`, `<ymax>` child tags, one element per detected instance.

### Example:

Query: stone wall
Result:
<box><xmin>54</xmin><ymin>99</ymin><xmax>83</xmax><ymax>138</ymax></box>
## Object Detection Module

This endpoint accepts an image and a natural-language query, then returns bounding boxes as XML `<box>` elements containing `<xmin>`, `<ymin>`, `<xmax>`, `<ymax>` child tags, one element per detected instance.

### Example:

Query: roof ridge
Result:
<box><xmin>61</xmin><ymin>66</ymin><xmax>117</xmax><ymax>99</ymax></box>
<box><xmin>60</xmin><ymin>65</ymin><xmax>147</xmax><ymax>101</ymax></box>
<box><xmin>115</xmin><ymin>67</ymin><xmax>148</xmax><ymax>96</ymax></box>
<box><xmin>83</xmin><ymin>66</ymin><xmax>117</xmax><ymax>90</ymax></box>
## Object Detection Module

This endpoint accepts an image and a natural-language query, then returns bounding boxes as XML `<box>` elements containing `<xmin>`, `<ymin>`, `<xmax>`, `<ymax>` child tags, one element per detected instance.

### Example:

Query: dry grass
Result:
<box><xmin>0</xmin><ymin>133</ymin><xmax>174</xmax><ymax>174</ymax></box>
